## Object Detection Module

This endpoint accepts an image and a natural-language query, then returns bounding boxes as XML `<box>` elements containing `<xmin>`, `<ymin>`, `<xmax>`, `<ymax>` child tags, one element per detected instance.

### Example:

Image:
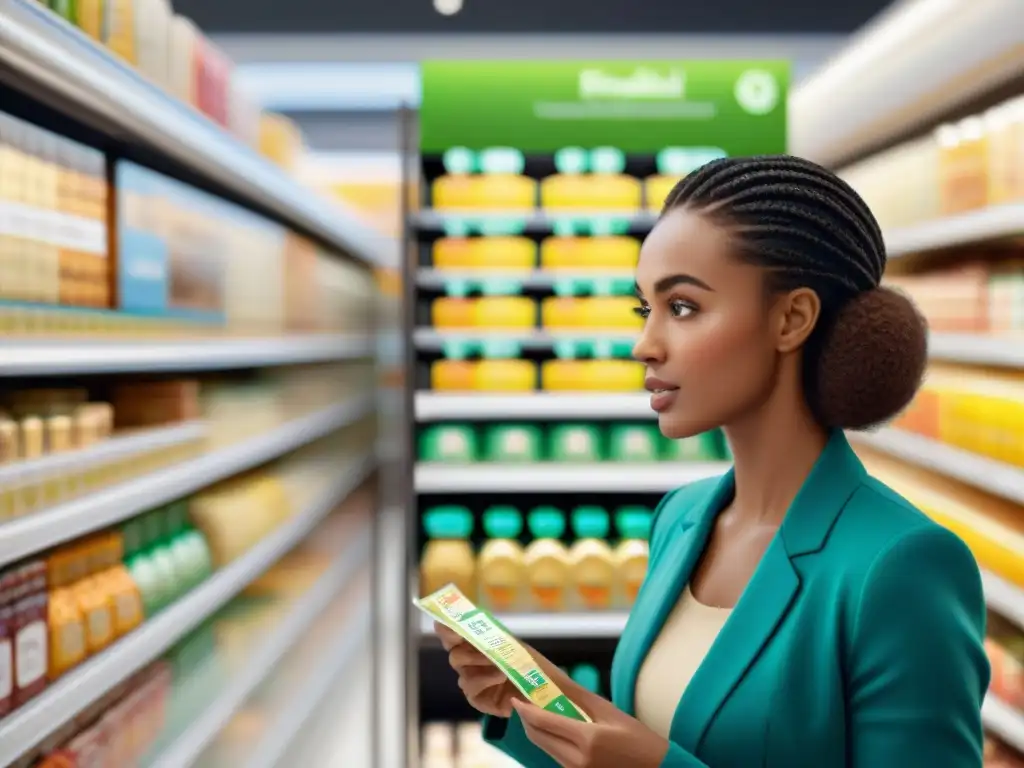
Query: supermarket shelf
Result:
<box><xmin>0</xmin><ymin>420</ymin><xmax>205</xmax><ymax>488</ymax></box>
<box><xmin>419</xmin><ymin>609</ymin><xmax>627</xmax><ymax>640</ymax></box>
<box><xmin>849</xmin><ymin>427</ymin><xmax>1024</xmax><ymax>506</ymax></box>
<box><xmin>0</xmin><ymin>0</ymin><xmax>394</xmax><ymax>267</ymax></box>
<box><xmin>410</xmin><ymin>209</ymin><xmax>658</xmax><ymax>233</ymax></box>
<box><xmin>983</xmin><ymin>695</ymin><xmax>1024</xmax><ymax>754</ymax></box>
<box><xmin>0</xmin><ymin>453</ymin><xmax>375</xmax><ymax>767</ymax></box>
<box><xmin>886</xmin><ymin>204</ymin><xmax>1024</xmax><ymax>258</ymax></box>
<box><xmin>982</xmin><ymin>571</ymin><xmax>1024</xmax><ymax>629</ymax></box>
<box><xmin>148</xmin><ymin>547</ymin><xmax>370</xmax><ymax>768</ymax></box>
<box><xmin>790</xmin><ymin>0</ymin><xmax>1024</xmax><ymax>168</ymax></box>
<box><xmin>0</xmin><ymin>334</ymin><xmax>372</xmax><ymax>376</ymax></box>
<box><xmin>244</xmin><ymin>603</ymin><xmax>371</xmax><ymax>768</ymax></box>
<box><xmin>416</xmin><ymin>392</ymin><xmax>652</xmax><ymax>421</ymax></box>
<box><xmin>928</xmin><ymin>333</ymin><xmax>1024</xmax><ymax>369</ymax></box>
<box><xmin>0</xmin><ymin>397</ymin><xmax>373</xmax><ymax>568</ymax></box>
<box><xmin>414</xmin><ymin>328</ymin><xmax>637</xmax><ymax>351</ymax></box>
<box><xmin>417</xmin><ymin>269</ymin><xmax>636</xmax><ymax>291</ymax></box>
<box><xmin>415</xmin><ymin>462</ymin><xmax>728</xmax><ymax>493</ymax></box>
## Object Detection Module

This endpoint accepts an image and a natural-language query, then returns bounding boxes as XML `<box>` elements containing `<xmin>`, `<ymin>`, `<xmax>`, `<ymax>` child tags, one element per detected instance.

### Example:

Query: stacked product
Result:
<box><xmin>892</xmin><ymin>362</ymin><xmax>1024</xmax><ymax>468</ymax></box>
<box><xmin>419</xmin><ymin>422</ymin><xmax>727</xmax><ymax>464</ymax></box>
<box><xmin>886</xmin><ymin>261</ymin><xmax>1024</xmax><ymax>334</ymax></box>
<box><xmin>39</xmin><ymin>0</ymin><xmax>304</xmax><ymax>168</ymax></box>
<box><xmin>0</xmin><ymin>108</ymin><xmax>375</xmax><ymax>337</ymax></box>
<box><xmin>421</xmin><ymin>720</ymin><xmax>520</xmax><ymax>768</ymax></box>
<box><xmin>419</xmin><ymin>505</ymin><xmax>652</xmax><ymax>614</ymax></box>
<box><xmin>0</xmin><ymin>383</ymin><xmax>203</xmax><ymax>522</ymax></box>
<box><xmin>841</xmin><ymin>94</ymin><xmax>1024</xmax><ymax>230</ymax></box>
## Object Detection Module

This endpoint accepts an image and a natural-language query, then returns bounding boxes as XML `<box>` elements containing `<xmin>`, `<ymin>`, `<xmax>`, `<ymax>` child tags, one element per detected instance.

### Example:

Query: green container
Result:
<box><xmin>662</xmin><ymin>431</ymin><xmax>721</xmax><ymax>461</ymax></box>
<box><xmin>424</xmin><ymin>506</ymin><xmax>475</xmax><ymax>540</ymax></box>
<box><xmin>548</xmin><ymin>424</ymin><xmax>603</xmax><ymax>462</ymax></box>
<box><xmin>571</xmin><ymin>506</ymin><xmax>611</xmax><ymax>540</ymax></box>
<box><xmin>484</xmin><ymin>424</ymin><xmax>543</xmax><ymax>462</ymax></box>
<box><xmin>419</xmin><ymin>424</ymin><xmax>478</xmax><ymax>462</ymax></box>
<box><xmin>571</xmin><ymin>664</ymin><xmax>602</xmax><ymax>694</ymax></box>
<box><xmin>527</xmin><ymin>507</ymin><xmax>567</xmax><ymax>540</ymax></box>
<box><xmin>616</xmin><ymin>506</ymin><xmax>654</xmax><ymax>542</ymax></box>
<box><xmin>608</xmin><ymin>424</ymin><xmax>661</xmax><ymax>462</ymax></box>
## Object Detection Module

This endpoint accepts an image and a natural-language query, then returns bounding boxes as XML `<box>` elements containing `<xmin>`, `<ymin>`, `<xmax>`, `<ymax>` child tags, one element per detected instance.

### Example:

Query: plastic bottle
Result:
<box><xmin>614</xmin><ymin>507</ymin><xmax>653</xmax><ymax>608</ymax></box>
<box><xmin>477</xmin><ymin>506</ymin><xmax>526</xmax><ymax>613</ymax></box>
<box><xmin>523</xmin><ymin>507</ymin><xmax>570</xmax><ymax>612</ymax></box>
<box><xmin>568</xmin><ymin>507</ymin><xmax>615</xmax><ymax>611</ymax></box>
<box><xmin>420</xmin><ymin>506</ymin><xmax>477</xmax><ymax>600</ymax></box>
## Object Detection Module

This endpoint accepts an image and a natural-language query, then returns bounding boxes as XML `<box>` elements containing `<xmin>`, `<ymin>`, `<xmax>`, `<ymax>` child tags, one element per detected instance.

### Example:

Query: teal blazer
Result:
<box><xmin>484</xmin><ymin>431</ymin><xmax>990</xmax><ymax>767</ymax></box>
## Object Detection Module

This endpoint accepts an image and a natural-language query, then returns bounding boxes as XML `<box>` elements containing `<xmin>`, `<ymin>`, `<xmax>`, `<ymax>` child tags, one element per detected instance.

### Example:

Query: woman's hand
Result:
<box><xmin>435</xmin><ymin>622</ymin><xmax>523</xmax><ymax>717</ymax></box>
<box><xmin>512</xmin><ymin>688</ymin><xmax>671</xmax><ymax>768</ymax></box>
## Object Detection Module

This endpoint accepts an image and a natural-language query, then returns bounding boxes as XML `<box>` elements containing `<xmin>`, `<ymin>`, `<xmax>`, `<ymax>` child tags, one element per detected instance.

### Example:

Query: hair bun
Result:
<box><xmin>813</xmin><ymin>286</ymin><xmax>928</xmax><ymax>431</ymax></box>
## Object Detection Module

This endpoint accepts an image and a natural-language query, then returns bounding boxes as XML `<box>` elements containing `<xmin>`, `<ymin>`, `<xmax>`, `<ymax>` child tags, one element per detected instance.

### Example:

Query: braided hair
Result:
<box><xmin>662</xmin><ymin>154</ymin><xmax>927</xmax><ymax>431</ymax></box>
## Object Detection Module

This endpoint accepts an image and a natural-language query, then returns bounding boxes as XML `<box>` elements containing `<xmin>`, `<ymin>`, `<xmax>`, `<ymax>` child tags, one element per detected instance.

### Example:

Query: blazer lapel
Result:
<box><xmin>669</xmin><ymin>430</ymin><xmax>867</xmax><ymax>753</ymax></box>
<box><xmin>613</xmin><ymin>471</ymin><xmax>734</xmax><ymax>715</ymax></box>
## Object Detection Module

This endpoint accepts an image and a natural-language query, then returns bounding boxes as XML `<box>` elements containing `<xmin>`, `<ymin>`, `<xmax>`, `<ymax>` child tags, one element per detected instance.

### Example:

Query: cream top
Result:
<box><xmin>633</xmin><ymin>585</ymin><xmax>733</xmax><ymax>740</ymax></box>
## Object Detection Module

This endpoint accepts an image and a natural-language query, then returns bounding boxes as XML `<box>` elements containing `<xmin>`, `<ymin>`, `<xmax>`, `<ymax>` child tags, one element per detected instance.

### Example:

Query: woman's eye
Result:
<box><xmin>633</xmin><ymin>305</ymin><xmax>651</xmax><ymax>319</ymax></box>
<box><xmin>670</xmin><ymin>299</ymin><xmax>697</xmax><ymax>318</ymax></box>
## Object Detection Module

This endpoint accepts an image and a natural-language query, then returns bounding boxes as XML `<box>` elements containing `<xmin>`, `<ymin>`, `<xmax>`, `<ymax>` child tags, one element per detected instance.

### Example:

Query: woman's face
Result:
<box><xmin>632</xmin><ymin>207</ymin><xmax>781</xmax><ymax>439</ymax></box>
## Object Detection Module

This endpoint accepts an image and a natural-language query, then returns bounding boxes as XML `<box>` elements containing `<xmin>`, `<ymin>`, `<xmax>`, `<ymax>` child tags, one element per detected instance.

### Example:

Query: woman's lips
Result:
<box><xmin>649</xmin><ymin>388</ymin><xmax>679</xmax><ymax>412</ymax></box>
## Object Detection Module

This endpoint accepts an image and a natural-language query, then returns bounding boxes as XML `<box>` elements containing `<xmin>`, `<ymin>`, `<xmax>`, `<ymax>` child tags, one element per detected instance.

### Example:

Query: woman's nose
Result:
<box><xmin>632</xmin><ymin>325</ymin><xmax>664</xmax><ymax>365</ymax></box>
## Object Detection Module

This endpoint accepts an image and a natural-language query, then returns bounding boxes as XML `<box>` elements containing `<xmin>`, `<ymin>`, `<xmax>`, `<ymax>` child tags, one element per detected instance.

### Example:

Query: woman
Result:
<box><xmin>435</xmin><ymin>154</ymin><xmax>990</xmax><ymax>767</ymax></box>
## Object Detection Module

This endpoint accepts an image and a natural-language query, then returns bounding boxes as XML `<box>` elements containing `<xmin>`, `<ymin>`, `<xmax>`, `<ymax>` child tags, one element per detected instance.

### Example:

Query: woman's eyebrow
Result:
<box><xmin>652</xmin><ymin>273</ymin><xmax>715</xmax><ymax>293</ymax></box>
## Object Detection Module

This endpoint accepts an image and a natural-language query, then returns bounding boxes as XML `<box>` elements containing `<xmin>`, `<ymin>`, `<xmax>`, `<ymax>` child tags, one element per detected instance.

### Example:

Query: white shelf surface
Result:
<box><xmin>982</xmin><ymin>571</ymin><xmax>1024</xmax><ymax>629</ymax></box>
<box><xmin>0</xmin><ymin>454</ymin><xmax>375</xmax><ymax>768</ymax></box>
<box><xmin>415</xmin><ymin>462</ymin><xmax>728</xmax><ymax>493</ymax></box>
<box><xmin>417</xmin><ymin>269</ymin><xmax>636</xmax><ymax>290</ymax></box>
<box><xmin>886</xmin><ymin>204</ymin><xmax>1024</xmax><ymax>258</ymax></box>
<box><xmin>849</xmin><ymin>427</ymin><xmax>1024</xmax><ymax>506</ymax></box>
<box><xmin>419</xmin><ymin>609</ymin><xmax>627</xmax><ymax>640</ymax></box>
<box><xmin>0</xmin><ymin>335</ymin><xmax>372</xmax><ymax>376</ymax></box>
<box><xmin>243</xmin><ymin>603</ymin><xmax>371</xmax><ymax>768</ymax></box>
<box><xmin>0</xmin><ymin>0</ymin><xmax>395</xmax><ymax>267</ymax></box>
<box><xmin>410</xmin><ymin>209</ymin><xmax>658</xmax><ymax>230</ymax></box>
<box><xmin>983</xmin><ymin>695</ymin><xmax>1024</xmax><ymax>753</ymax></box>
<box><xmin>0</xmin><ymin>397</ymin><xmax>373</xmax><ymax>568</ymax></box>
<box><xmin>928</xmin><ymin>333</ymin><xmax>1024</xmax><ymax>369</ymax></box>
<box><xmin>414</xmin><ymin>328</ymin><xmax>637</xmax><ymax>350</ymax></box>
<box><xmin>416</xmin><ymin>392</ymin><xmax>653</xmax><ymax>421</ymax></box>
<box><xmin>0</xmin><ymin>420</ymin><xmax>205</xmax><ymax>488</ymax></box>
<box><xmin>790</xmin><ymin>0</ymin><xmax>1023</xmax><ymax>168</ymax></box>
<box><xmin>148</xmin><ymin>540</ymin><xmax>370</xmax><ymax>768</ymax></box>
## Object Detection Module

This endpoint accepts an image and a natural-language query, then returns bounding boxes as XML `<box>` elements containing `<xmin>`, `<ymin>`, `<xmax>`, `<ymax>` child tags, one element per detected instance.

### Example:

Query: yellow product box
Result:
<box><xmin>416</xmin><ymin>584</ymin><xmax>591</xmax><ymax>722</ymax></box>
<box><xmin>432</xmin><ymin>175</ymin><xmax>537</xmax><ymax>210</ymax></box>
<box><xmin>645</xmin><ymin>175</ymin><xmax>682</xmax><ymax>210</ymax></box>
<box><xmin>540</xmin><ymin>174</ymin><xmax>641</xmax><ymax>210</ymax></box>
<box><xmin>540</xmin><ymin>236</ymin><xmax>639</xmax><ymax>271</ymax></box>
<box><xmin>433</xmin><ymin>237</ymin><xmax>536</xmax><ymax>271</ymax></box>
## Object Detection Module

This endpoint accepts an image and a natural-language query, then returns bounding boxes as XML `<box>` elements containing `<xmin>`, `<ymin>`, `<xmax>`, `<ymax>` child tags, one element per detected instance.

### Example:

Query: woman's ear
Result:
<box><xmin>774</xmin><ymin>287</ymin><xmax>821</xmax><ymax>353</ymax></box>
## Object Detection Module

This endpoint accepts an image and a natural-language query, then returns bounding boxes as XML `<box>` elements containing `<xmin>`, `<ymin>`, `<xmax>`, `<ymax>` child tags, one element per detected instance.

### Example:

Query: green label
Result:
<box><xmin>420</xmin><ymin>60</ymin><xmax>789</xmax><ymax>155</ymax></box>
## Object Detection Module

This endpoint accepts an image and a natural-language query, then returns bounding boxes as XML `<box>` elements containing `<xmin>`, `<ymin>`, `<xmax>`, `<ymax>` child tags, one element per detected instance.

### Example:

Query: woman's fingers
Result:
<box><xmin>458</xmin><ymin>666</ymin><xmax>507</xmax><ymax>698</ymax></box>
<box><xmin>448</xmin><ymin>643</ymin><xmax>492</xmax><ymax>670</ymax></box>
<box><xmin>434</xmin><ymin>623</ymin><xmax>462</xmax><ymax>650</ymax></box>
<box><xmin>514</xmin><ymin>701</ymin><xmax>581</xmax><ymax>765</ymax></box>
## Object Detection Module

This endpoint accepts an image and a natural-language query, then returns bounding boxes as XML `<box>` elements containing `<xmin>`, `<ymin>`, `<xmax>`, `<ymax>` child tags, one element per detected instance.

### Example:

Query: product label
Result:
<box><xmin>415</xmin><ymin>584</ymin><xmax>590</xmax><ymax>722</ymax></box>
<box><xmin>15</xmin><ymin>620</ymin><xmax>46</xmax><ymax>688</ymax></box>
<box><xmin>420</xmin><ymin>60</ymin><xmax>789</xmax><ymax>154</ymax></box>
<box><xmin>0</xmin><ymin>638</ymin><xmax>11</xmax><ymax>701</ymax></box>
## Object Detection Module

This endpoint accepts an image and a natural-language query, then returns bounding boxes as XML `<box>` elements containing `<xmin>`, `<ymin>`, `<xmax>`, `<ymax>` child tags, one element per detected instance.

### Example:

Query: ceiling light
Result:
<box><xmin>434</xmin><ymin>0</ymin><xmax>462</xmax><ymax>15</ymax></box>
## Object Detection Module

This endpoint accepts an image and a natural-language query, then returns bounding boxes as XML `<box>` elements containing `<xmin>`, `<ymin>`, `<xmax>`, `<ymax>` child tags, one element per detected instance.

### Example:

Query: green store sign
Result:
<box><xmin>419</xmin><ymin>60</ymin><xmax>789</xmax><ymax>155</ymax></box>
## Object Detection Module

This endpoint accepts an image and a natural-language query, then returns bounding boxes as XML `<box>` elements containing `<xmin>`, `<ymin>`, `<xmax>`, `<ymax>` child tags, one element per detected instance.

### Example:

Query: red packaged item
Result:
<box><xmin>12</xmin><ymin>560</ymin><xmax>48</xmax><ymax>707</ymax></box>
<box><xmin>0</xmin><ymin>567</ymin><xmax>16</xmax><ymax>716</ymax></box>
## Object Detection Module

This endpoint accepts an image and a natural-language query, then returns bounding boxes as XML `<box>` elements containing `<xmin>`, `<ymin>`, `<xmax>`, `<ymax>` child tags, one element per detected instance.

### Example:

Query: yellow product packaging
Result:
<box><xmin>579</xmin><ymin>297</ymin><xmax>643</xmax><ymax>330</ymax></box>
<box><xmin>433</xmin><ymin>237</ymin><xmax>536</xmax><ymax>271</ymax></box>
<box><xmin>474</xmin><ymin>296</ymin><xmax>536</xmax><ymax>329</ymax></box>
<box><xmin>432</xmin><ymin>175</ymin><xmax>537</xmax><ymax>210</ymax></box>
<box><xmin>541</xmin><ymin>297</ymin><xmax>585</xmax><ymax>329</ymax></box>
<box><xmin>645</xmin><ymin>175</ymin><xmax>682</xmax><ymax>210</ymax></box>
<box><xmin>432</xmin><ymin>298</ymin><xmax>476</xmax><ymax>329</ymax></box>
<box><xmin>540</xmin><ymin>236</ymin><xmax>640</xmax><ymax>271</ymax></box>
<box><xmin>475</xmin><ymin>360</ymin><xmax>536</xmax><ymax>391</ymax></box>
<box><xmin>431</xmin><ymin>360</ymin><xmax>476</xmax><ymax>391</ymax></box>
<box><xmin>415</xmin><ymin>583</ymin><xmax>591</xmax><ymax>722</ymax></box>
<box><xmin>540</xmin><ymin>174</ymin><xmax>641</xmax><ymax>210</ymax></box>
